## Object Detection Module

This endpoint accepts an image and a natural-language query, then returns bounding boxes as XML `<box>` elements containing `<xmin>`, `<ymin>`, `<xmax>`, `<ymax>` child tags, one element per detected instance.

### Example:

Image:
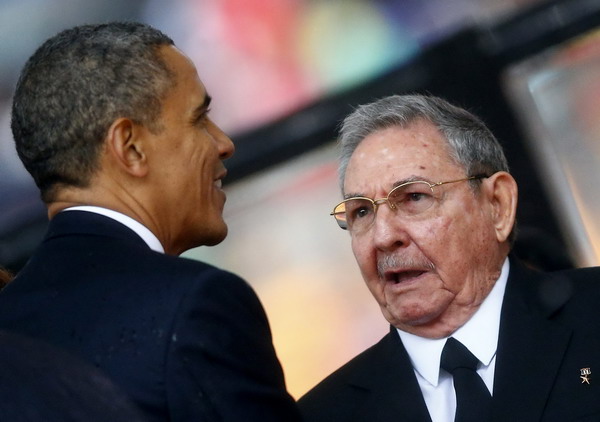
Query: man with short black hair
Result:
<box><xmin>0</xmin><ymin>22</ymin><xmax>300</xmax><ymax>422</ymax></box>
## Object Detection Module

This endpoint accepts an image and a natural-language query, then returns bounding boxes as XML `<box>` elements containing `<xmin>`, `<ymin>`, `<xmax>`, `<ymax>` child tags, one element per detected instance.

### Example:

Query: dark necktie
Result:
<box><xmin>440</xmin><ymin>337</ymin><xmax>491</xmax><ymax>422</ymax></box>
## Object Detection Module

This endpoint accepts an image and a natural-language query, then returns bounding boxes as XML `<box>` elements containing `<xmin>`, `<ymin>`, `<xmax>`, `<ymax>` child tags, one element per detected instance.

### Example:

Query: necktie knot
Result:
<box><xmin>440</xmin><ymin>337</ymin><xmax>491</xmax><ymax>422</ymax></box>
<box><xmin>441</xmin><ymin>337</ymin><xmax>479</xmax><ymax>373</ymax></box>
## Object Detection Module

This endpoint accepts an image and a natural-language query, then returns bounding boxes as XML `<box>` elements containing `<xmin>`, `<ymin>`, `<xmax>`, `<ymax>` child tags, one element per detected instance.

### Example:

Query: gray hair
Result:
<box><xmin>337</xmin><ymin>95</ymin><xmax>509</xmax><ymax>191</ymax></box>
<box><xmin>11</xmin><ymin>22</ymin><xmax>175</xmax><ymax>202</ymax></box>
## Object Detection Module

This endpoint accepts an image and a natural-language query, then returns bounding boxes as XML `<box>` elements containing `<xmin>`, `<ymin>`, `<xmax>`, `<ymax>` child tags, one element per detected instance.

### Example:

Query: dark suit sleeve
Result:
<box><xmin>164</xmin><ymin>267</ymin><xmax>301</xmax><ymax>422</ymax></box>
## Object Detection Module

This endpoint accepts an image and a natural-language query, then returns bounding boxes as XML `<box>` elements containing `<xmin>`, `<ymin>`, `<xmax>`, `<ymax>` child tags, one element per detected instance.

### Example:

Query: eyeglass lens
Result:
<box><xmin>334</xmin><ymin>182</ymin><xmax>436</xmax><ymax>231</ymax></box>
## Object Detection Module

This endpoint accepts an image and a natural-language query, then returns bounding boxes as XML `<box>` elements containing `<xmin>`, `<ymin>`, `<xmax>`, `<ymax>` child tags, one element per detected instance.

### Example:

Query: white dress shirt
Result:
<box><xmin>62</xmin><ymin>206</ymin><xmax>165</xmax><ymax>253</ymax></box>
<box><xmin>398</xmin><ymin>258</ymin><xmax>509</xmax><ymax>422</ymax></box>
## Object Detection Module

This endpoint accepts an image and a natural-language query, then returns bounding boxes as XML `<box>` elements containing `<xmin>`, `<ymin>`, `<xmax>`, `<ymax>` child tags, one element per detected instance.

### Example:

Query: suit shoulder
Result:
<box><xmin>560</xmin><ymin>266</ymin><xmax>600</xmax><ymax>301</ymax></box>
<box><xmin>547</xmin><ymin>266</ymin><xmax>600</xmax><ymax>300</ymax></box>
<box><xmin>298</xmin><ymin>333</ymin><xmax>392</xmax><ymax>419</ymax></box>
<box><xmin>557</xmin><ymin>266</ymin><xmax>600</xmax><ymax>283</ymax></box>
<box><xmin>134</xmin><ymin>252</ymin><xmax>250</xmax><ymax>290</ymax></box>
<box><xmin>523</xmin><ymin>266</ymin><xmax>600</xmax><ymax>326</ymax></box>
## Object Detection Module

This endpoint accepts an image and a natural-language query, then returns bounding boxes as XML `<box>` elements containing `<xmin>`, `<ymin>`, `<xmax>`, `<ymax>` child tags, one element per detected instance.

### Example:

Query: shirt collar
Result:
<box><xmin>62</xmin><ymin>206</ymin><xmax>165</xmax><ymax>253</ymax></box>
<box><xmin>397</xmin><ymin>258</ymin><xmax>509</xmax><ymax>387</ymax></box>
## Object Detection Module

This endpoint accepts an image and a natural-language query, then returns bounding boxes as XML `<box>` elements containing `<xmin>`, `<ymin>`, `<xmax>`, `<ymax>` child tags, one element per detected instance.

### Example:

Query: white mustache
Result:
<box><xmin>377</xmin><ymin>255</ymin><xmax>435</xmax><ymax>278</ymax></box>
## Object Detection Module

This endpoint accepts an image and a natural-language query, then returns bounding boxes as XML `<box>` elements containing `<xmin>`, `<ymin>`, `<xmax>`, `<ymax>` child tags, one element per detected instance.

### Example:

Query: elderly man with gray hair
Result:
<box><xmin>299</xmin><ymin>94</ymin><xmax>600</xmax><ymax>422</ymax></box>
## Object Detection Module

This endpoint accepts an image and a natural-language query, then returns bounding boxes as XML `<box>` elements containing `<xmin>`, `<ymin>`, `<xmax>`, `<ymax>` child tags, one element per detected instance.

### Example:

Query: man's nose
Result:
<box><xmin>210</xmin><ymin>121</ymin><xmax>235</xmax><ymax>160</ymax></box>
<box><xmin>371</xmin><ymin>204</ymin><xmax>410</xmax><ymax>251</ymax></box>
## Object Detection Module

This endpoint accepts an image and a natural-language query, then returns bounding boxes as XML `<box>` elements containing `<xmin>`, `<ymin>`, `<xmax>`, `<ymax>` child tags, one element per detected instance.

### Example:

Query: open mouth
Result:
<box><xmin>214</xmin><ymin>169</ymin><xmax>227</xmax><ymax>189</ymax></box>
<box><xmin>384</xmin><ymin>270</ymin><xmax>426</xmax><ymax>284</ymax></box>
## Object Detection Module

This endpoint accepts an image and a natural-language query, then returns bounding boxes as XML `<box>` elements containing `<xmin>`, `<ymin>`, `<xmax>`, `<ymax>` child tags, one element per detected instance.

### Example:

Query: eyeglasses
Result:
<box><xmin>331</xmin><ymin>175</ymin><xmax>488</xmax><ymax>232</ymax></box>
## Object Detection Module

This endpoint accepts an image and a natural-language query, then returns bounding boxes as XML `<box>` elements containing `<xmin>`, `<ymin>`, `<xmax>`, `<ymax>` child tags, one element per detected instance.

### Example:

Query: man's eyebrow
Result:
<box><xmin>343</xmin><ymin>192</ymin><xmax>367</xmax><ymax>200</ymax></box>
<box><xmin>343</xmin><ymin>175</ymin><xmax>433</xmax><ymax>199</ymax></box>
<box><xmin>201</xmin><ymin>94</ymin><xmax>212</xmax><ymax>110</ymax></box>
<box><xmin>191</xmin><ymin>94</ymin><xmax>212</xmax><ymax>119</ymax></box>
<box><xmin>390</xmin><ymin>175</ymin><xmax>433</xmax><ymax>188</ymax></box>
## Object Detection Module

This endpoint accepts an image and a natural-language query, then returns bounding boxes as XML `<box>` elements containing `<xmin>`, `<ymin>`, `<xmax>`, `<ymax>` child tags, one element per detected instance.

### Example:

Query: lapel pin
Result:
<box><xmin>580</xmin><ymin>367</ymin><xmax>591</xmax><ymax>385</ymax></box>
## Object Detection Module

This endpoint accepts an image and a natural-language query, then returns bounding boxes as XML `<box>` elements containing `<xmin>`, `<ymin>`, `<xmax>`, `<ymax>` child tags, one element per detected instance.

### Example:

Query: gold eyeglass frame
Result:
<box><xmin>331</xmin><ymin>174</ymin><xmax>489</xmax><ymax>230</ymax></box>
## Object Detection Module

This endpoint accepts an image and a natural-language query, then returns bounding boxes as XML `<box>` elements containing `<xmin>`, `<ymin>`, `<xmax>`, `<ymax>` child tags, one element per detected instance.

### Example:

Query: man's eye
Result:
<box><xmin>346</xmin><ymin>201</ymin><xmax>372</xmax><ymax>221</ymax></box>
<box><xmin>407</xmin><ymin>192</ymin><xmax>429</xmax><ymax>202</ymax></box>
<box><xmin>354</xmin><ymin>206</ymin><xmax>372</xmax><ymax>219</ymax></box>
<box><xmin>194</xmin><ymin>109</ymin><xmax>211</xmax><ymax>126</ymax></box>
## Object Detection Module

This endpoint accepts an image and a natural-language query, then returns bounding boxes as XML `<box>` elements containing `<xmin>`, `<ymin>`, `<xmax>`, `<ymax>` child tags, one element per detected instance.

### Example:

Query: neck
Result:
<box><xmin>48</xmin><ymin>189</ymin><xmax>185</xmax><ymax>256</ymax></box>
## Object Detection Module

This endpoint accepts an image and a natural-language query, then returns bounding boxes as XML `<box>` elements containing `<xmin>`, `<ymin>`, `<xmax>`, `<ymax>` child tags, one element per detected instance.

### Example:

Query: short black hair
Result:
<box><xmin>11</xmin><ymin>22</ymin><xmax>174</xmax><ymax>202</ymax></box>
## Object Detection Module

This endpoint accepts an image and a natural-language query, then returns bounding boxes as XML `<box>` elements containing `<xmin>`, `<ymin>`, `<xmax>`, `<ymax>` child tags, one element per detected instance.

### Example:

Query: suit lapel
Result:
<box><xmin>492</xmin><ymin>258</ymin><xmax>572</xmax><ymax>421</ymax></box>
<box><xmin>348</xmin><ymin>328</ymin><xmax>433</xmax><ymax>422</ymax></box>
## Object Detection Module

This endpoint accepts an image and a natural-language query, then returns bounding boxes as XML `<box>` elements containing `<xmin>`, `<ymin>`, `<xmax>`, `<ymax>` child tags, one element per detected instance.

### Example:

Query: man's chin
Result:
<box><xmin>203</xmin><ymin>224</ymin><xmax>228</xmax><ymax>246</ymax></box>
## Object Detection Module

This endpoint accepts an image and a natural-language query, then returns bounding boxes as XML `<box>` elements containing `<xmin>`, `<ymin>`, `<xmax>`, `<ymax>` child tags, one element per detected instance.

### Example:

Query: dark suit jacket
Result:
<box><xmin>0</xmin><ymin>211</ymin><xmax>301</xmax><ymax>422</ymax></box>
<box><xmin>0</xmin><ymin>330</ymin><xmax>146</xmax><ymax>421</ymax></box>
<box><xmin>298</xmin><ymin>257</ymin><xmax>600</xmax><ymax>421</ymax></box>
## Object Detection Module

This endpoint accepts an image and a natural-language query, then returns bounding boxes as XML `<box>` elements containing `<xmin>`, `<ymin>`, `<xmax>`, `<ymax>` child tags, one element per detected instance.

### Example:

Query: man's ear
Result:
<box><xmin>484</xmin><ymin>171</ymin><xmax>518</xmax><ymax>243</ymax></box>
<box><xmin>105</xmin><ymin>118</ymin><xmax>148</xmax><ymax>178</ymax></box>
